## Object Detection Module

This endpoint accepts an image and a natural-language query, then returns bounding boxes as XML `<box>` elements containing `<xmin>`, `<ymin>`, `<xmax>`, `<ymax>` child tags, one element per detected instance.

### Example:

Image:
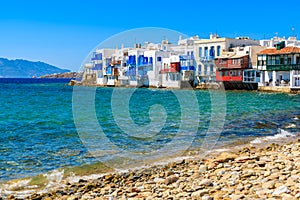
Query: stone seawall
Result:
<box><xmin>258</xmin><ymin>86</ymin><xmax>300</xmax><ymax>93</ymax></box>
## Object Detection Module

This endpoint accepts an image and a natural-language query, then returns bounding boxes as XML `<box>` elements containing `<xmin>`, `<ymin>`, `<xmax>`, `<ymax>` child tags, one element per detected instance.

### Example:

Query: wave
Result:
<box><xmin>250</xmin><ymin>128</ymin><xmax>295</xmax><ymax>144</ymax></box>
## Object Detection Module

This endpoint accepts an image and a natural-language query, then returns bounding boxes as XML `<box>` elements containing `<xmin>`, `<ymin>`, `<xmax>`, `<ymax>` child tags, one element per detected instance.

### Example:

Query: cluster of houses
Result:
<box><xmin>81</xmin><ymin>33</ymin><xmax>300</xmax><ymax>91</ymax></box>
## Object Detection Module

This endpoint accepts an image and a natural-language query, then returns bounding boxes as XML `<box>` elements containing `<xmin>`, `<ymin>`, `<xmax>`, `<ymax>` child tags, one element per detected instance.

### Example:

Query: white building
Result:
<box><xmin>257</xmin><ymin>45</ymin><xmax>300</xmax><ymax>89</ymax></box>
<box><xmin>194</xmin><ymin>34</ymin><xmax>260</xmax><ymax>83</ymax></box>
<box><xmin>161</xmin><ymin>55</ymin><xmax>181</xmax><ymax>88</ymax></box>
<box><xmin>260</xmin><ymin>36</ymin><xmax>300</xmax><ymax>48</ymax></box>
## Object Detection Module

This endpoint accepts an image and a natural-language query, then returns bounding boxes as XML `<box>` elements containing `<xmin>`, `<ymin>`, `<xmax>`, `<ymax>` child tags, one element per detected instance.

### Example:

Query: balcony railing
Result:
<box><xmin>266</xmin><ymin>64</ymin><xmax>300</xmax><ymax>71</ymax></box>
<box><xmin>91</xmin><ymin>54</ymin><xmax>102</xmax><ymax>61</ymax></box>
<box><xmin>125</xmin><ymin>69</ymin><xmax>136</xmax><ymax>76</ymax></box>
<box><xmin>160</xmin><ymin>68</ymin><xmax>179</xmax><ymax>74</ymax></box>
<box><xmin>216</xmin><ymin>63</ymin><xmax>228</xmax><ymax>68</ymax></box>
<box><xmin>200</xmin><ymin>56</ymin><xmax>215</xmax><ymax>62</ymax></box>
<box><xmin>197</xmin><ymin>71</ymin><xmax>215</xmax><ymax>76</ymax></box>
<box><xmin>227</xmin><ymin>63</ymin><xmax>245</xmax><ymax>68</ymax></box>
<box><xmin>92</xmin><ymin>63</ymin><xmax>103</xmax><ymax>70</ymax></box>
<box><xmin>180</xmin><ymin>66</ymin><xmax>195</xmax><ymax>71</ymax></box>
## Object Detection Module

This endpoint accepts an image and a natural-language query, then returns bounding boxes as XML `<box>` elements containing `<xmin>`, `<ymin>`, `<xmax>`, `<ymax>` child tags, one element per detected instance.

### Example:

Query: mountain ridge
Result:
<box><xmin>0</xmin><ymin>57</ymin><xmax>70</xmax><ymax>78</ymax></box>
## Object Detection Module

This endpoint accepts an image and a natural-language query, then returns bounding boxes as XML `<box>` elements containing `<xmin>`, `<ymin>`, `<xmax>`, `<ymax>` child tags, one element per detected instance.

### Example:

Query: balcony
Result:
<box><xmin>200</xmin><ymin>56</ymin><xmax>215</xmax><ymax>62</ymax></box>
<box><xmin>216</xmin><ymin>63</ymin><xmax>228</xmax><ymax>68</ymax></box>
<box><xmin>197</xmin><ymin>71</ymin><xmax>215</xmax><ymax>76</ymax></box>
<box><xmin>266</xmin><ymin>64</ymin><xmax>300</xmax><ymax>71</ymax></box>
<box><xmin>160</xmin><ymin>68</ymin><xmax>179</xmax><ymax>74</ymax></box>
<box><xmin>125</xmin><ymin>69</ymin><xmax>136</xmax><ymax>76</ymax></box>
<box><xmin>91</xmin><ymin>53</ymin><xmax>102</xmax><ymax>61</ymax></box>
<box><xmin>92</xmin><ymin>63</ymin><xmax>103</xmax><ymax>70</ymax></box>
<box><xmin>180</xmin><ymin>66</ymin><xmax>195</xmax><ymax>71</ymax></box>
<box><xmin>227</xmin><ymin>63</ymin><xmax>245</xmax><ymax>68</ymax></box>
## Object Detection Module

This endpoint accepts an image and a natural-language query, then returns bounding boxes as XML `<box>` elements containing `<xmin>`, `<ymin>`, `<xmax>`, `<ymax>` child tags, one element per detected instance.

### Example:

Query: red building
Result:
<box><xmin>215</xmin><ymin>55</ymin><xmax>249</xmax><ymax>82</ymax></box>
<box><xmin>215</xmin><ymin>54</ymin><xmax>258</xmax><ymax>90</ymax></box>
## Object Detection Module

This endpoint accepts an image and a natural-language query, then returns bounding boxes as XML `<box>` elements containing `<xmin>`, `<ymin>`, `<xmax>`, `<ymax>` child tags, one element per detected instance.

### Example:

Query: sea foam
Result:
<box><xmin>250</xmin><ymin>128</ymin><xmax>294</xmax><ymax>144</ymax></box>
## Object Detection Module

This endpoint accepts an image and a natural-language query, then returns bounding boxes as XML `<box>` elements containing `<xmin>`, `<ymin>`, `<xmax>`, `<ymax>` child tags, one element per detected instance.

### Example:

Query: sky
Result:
<box><xmin>0</xmin><ymin>0</ymin><xmax>299</xmax><ymax>71</ymax></box>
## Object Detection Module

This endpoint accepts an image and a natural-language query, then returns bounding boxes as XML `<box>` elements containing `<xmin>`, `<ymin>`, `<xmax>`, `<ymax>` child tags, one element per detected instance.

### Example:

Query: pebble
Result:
<box><xmin>17</xmin><ymin>139</ymin><xmax>300</xmax><ymax>200</ymax></box>
<box><xmin>272</xmin><ymin>185</ymin><xmax>290</xmax><ymax>196</ymax></box>
<box><xmin>191</xmin><ymin>189</ymin><xmax>209</xmax><ymax>199</ymax></box>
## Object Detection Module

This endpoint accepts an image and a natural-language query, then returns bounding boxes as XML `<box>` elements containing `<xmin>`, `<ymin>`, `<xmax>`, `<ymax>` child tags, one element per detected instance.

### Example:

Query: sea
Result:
<box><xmin>0</xmin><ymin>78</ymin><xmax>300</xmax><ymax>195</ymax></box>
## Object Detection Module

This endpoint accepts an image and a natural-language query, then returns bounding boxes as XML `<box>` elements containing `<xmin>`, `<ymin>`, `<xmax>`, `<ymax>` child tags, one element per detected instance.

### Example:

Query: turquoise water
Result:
<box><xmin>0</xmin><ymin>79</ymin><xmax>300</xmax><ymax>181</ymax></box>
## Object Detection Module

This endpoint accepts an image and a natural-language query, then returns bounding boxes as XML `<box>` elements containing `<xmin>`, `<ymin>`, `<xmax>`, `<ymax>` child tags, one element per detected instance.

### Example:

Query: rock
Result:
<box><xmin>241</xmin><ymin>171</ymin><xmax>256</xmax><ymax>178</ymax></box>
<box><xmin>263</xmin><ymin>181</ymin><xmax>276</xmax><ymax>189</ymax></box>
<box><xmin>213</xmin><ymin>152</ymin><xmax>237</xmax><ymax>163</ymax></box>
<box><xmin>235</xmin><ymin>156</ymin><xmax>258</xmax><ymax>163</ymax></box>
<box><xmin>201</xmin><ymin>195</ymin><xmax>213</xmax><ymax>200</ymax></box>
<box><xmin>164</xmin><ymin>175</ymin><xmax>179</xmax><ymax>185</ymax></box>
<box><xmin>230</xmin><ymin>194</ymin><xmax>245</xmax><ymax>200</ymax></box>
<box><xmin>264</xmin><ymin>170</ymin><xmax>271</xmax><ymax>176</ymax></box>
<box><xmin>272</xmin><ymin>185</ymin><xmax>290</xmax><ymax>196</ymax></box>
<box><xmin>198</xmin><ymin>165</ymin><xmax>207</xmax><ymax>173</ymax></box>
<box><xmin>191</xmin><ymin>189</ymin><xmax>209</xmax><ymax>199</ymax></box>
<box><xmin>127</xmin><ymin>192</ymin><xmax>138</xmax><ymax>198</ymax></box>
<box><xmin>281</xmin><ymin>193</ymin><xmax>297</xmax><ymax>200</ymax></box>
<box><xmin>67</xmin><ymin>196</ymin><xmax>79</xmax><ymax>200</ymax></box>
<box><xmin>81</xmin><ymin>193</ymin><xmax>94</xmax><ymax>200</ymax></box>
<box><xmin>104</xmin><ymin>174</ymin><xmax>114</xmax><ymax>182</ymax></box>
<box><xmin>7</xmin><ymin>195</ymin><xmax>16</xmax><ymax>200</ymax></box>
<box><xmin>199</xmin><ymin>179</ymin><xmax>212</xmax><ymax>187</ymax></box>
<box><xmin>164</xmin><ymin>170</ymin><xmax>174</xmax><ymax>177</ymax></box>
<box><xmin>140</xmin><ymin>192</ymin><xmax>152</xmax><ymax>197</ymax></box>
<box><xmin>154</xmin><ymin>177</ymin><xmax>165</xmax><ymax>183</ymax></box>
<box><xmin>207</xmin><ymin>162</ymin><xmax>217</xmax><ymax>170</ymax></box>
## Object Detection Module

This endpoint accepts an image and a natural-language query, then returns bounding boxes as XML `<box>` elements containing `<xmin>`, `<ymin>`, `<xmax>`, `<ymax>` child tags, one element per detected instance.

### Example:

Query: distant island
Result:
<box><xmin>0</xmin><ymin>57</ymin><xmax>70</xmax><ymax>78</ymax></box>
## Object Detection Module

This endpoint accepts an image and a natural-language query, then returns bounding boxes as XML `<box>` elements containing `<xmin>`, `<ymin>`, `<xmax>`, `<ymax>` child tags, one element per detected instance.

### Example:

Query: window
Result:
<box><xmin>256</xmin><ymin>71</ymin><xmax>261</xmax><ymax>77</ymax></box>
<box><xmin>219</xmin><ymin>71</ymin><xmax>223</xmax><ymax>76</ymax></box>
<box><xmin>232</xmin><ymin>59</ymin><xmax>240</xmax><ymax>64</ymax></box>
<box><xmin>204</xmin><ymin>47</ymin><xmax>208</xmax><ymax>57</ymax></box>
<box><xmin>199</xmin><ymin>47</ymin><xmax>202</xmax><ymax>58</ymax></box>
<box><xmin>204</xmin><ymin>65</ymin><xmax>208</xmax><ymax>73</ymax></box>
<box><xmin>198</xmin><ymin>65</ymin><xmax>201</xmax><ymax>72</ymax></box>
<box><xmin>210</xmin><ymin>64</ymin><xmax>214</xmax><ymax>72</ymax></box>
<box><xmin>220</xmin><ymin>59</ymin><xmax>225</xmax><ymax>64</ymax></box>
<box><xmin>271</xmin><ymin>56</ymin><xmax>275</xmax><ymax>65</ymax></box>
<box><xmin>96</xmin><ymin>53</ymin><xmax>102</xmax><ymax>60</ymax></box>
<box><xmin>157</xmin><ymin>57</ymin><xmax>162</xmax><ymax>62</ymax></box>
<box><xmin>225</xmin><ymin>71</ymin><xmax>229</xmax><ymax>76</ymax></box>
<box><xmin>149</xmin><ymin>57</ymin><xmax>153</xmax><ymax>64</ymax></box>
<box><xmin>258</xmin><ymin>60</ymin><xmax>262</xmax><ymax>66</ymax></box>
<box><xmin>210</xmin><ymin>46</ymin><xmax>215</xmax><ymax>58</ymax></box>
<box><xmin>275</xmin><ymin>56</ymin><xmax>280</xmax><ymax>65</ymax></box>
<box><xmin>217</xmin><ymin>46</ymin><xmax>221</xmax><ymax>56</ymax></box>
<box><xmin>288</xmin><ymin>55</ymin><xmax>292</xmax><ymax>64</ymax></box>
<box><xmin>280</xmin><ymin>57</ymin><xmax>284</xmax><ymax>65</ymax></box>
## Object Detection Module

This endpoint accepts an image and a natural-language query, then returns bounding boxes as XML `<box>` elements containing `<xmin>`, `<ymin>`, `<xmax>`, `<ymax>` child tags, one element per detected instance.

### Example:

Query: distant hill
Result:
<box><xmin>0</xmin><ymin>58</ymin><xmax>70</xmax><ymax>78</ymax></box>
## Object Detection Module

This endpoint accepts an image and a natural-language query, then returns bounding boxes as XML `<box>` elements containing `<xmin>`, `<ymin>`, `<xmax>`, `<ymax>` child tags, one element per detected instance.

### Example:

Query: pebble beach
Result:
<box><xmin>4</xmin><ymin>137</ymin><xmax>300</xmax><ymax>200</ymax></box>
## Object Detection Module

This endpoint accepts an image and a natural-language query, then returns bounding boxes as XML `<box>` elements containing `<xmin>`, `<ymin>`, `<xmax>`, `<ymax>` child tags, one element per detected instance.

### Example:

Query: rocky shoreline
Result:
<box><xmin>5</xmin><ymin>138</ymin><xmax>299</xmax><ymax>200</ymax></box>
<box><xmin>39</xmin><ymin>72</ymin><xmax>79</xmax><ymax>79</ymax></box>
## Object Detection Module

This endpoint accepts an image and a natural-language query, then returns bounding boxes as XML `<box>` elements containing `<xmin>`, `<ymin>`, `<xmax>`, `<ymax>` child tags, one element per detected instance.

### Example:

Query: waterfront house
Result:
<box><xmin>160</xmin><ymin>55</ymin><xmax>181</xmax><ymax>88</ymax></box>
<box><xmin>194</xmin><ymin>34</ymin><xmax>260</xmax><ymax>84</ymax></box>
<box><xmin>257</xmin><ymin>44</ymin><xmax>300</xmax><ymax>90</ymax></box>
<box><xmin>215</xmin><ymin>45</ymin><xmax>265</xmax><ymax>90</ymax></box>
<box><xmin>89</xmin><ymin>48</ymin><xmax>118</xmax><ymax>85</ymax></box>
<box><xmin>126</xmin><ymin>48</ymin><xmax>146</xmax><ymax>87</ymax></box>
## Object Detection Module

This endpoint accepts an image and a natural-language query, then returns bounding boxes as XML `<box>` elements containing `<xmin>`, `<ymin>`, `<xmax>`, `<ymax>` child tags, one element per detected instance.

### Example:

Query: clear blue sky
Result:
<box><xmin>0</xmin><ymin>0</ymin><xmax>299</xmax><ymax>71</ymax></box>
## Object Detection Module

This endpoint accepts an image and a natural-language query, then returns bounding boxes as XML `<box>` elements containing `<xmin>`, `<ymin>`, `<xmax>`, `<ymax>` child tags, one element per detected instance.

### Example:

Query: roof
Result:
<box><xmin>258</xmin><ymin>46</ymin><xmax>300</xmax><ymax>55</ymax></box>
